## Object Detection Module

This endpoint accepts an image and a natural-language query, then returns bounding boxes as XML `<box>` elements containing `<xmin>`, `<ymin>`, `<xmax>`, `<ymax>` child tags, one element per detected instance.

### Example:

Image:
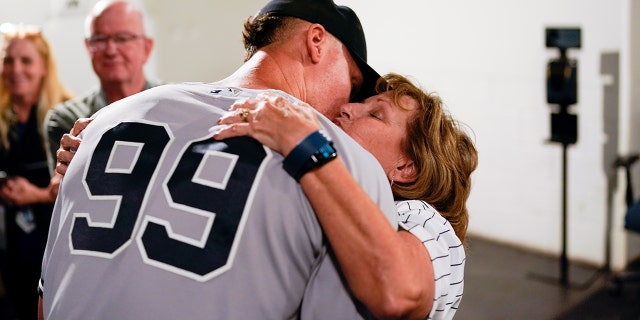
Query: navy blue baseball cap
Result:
<box><xmin>258</xmin><ymin>0</ymin><xmax>381</xmax><ymax>101</ymax></box>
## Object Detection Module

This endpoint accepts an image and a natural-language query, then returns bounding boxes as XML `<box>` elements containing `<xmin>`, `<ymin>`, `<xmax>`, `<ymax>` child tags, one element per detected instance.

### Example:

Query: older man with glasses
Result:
<box><xmin>43</xmin><ymin>0</ymin><xmax>162</xmax><ymax>179</ymax></box>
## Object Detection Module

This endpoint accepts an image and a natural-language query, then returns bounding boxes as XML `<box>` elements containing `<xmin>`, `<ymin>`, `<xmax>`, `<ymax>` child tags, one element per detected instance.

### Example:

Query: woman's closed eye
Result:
<box><xmin>369</xmin><ymin>111</ymin><xmax>383</xmax><ymax>120</ymax></box>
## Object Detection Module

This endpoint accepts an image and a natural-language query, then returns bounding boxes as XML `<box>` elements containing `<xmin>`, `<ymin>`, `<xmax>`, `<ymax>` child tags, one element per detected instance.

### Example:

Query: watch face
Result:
<box><xmin>316</xmin><ymin>143</ymin><xmax>337</xmax><ymax>164</ymax></box>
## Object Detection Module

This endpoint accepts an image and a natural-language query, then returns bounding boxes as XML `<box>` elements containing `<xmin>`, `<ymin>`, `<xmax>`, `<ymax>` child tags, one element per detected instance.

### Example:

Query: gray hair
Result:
<box><xmin>84</xmin><ymin>0</ymin><xmax>150</xmax><ymax>38</ymax></box>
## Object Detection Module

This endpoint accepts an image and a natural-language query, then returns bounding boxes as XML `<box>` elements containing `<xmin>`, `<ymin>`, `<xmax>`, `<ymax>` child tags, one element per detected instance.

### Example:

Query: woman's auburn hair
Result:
<box><xmin>378</xmin><ymin>73</ymin><xmax>478</xmax><ymax>246</ymax></box>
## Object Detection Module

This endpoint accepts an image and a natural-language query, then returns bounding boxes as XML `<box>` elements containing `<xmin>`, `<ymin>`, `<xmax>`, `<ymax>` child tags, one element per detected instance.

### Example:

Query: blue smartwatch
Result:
<box><xmin>283</xmin><ymin>130</ymin><xmax>338</xmax><ymax>181</ymax></box>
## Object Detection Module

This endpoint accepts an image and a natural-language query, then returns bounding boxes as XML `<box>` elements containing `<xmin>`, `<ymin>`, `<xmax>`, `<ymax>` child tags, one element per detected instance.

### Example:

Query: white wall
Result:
<box><xmin>333</xmin><ymin>0</ymin><xmax>636</xmax><ymax>270</ymax></box>
<box><xmin>142</xmin><ymin>0</ymin><xmax>263</xmax><ymax>83</ymax></box>
<box><xmin>2</xmin><ymin>0</ymin><xmax>637</xmax><ymax>269</ymax></box>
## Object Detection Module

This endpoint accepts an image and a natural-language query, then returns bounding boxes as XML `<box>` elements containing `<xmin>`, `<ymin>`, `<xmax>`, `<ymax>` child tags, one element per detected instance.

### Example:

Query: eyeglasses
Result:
<box><xmin>87</xmin><ymin>32</ymin><xmax>145</xmax><ymax>51</ymax></box>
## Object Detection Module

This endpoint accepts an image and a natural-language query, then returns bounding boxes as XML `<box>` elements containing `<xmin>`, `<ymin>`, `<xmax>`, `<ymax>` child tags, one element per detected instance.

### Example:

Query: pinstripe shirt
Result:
<box><xmin>397</xmin><ymin>200</ymin><xmax>465</xmax><ymax>320</ymax></box>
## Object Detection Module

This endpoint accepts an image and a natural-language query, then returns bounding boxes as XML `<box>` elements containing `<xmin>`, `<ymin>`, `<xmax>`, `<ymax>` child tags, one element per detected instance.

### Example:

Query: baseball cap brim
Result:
<box><xmin>351</xmin><ymin>56</ymin><xmax>381</xmax><ymax>102</ymax></box>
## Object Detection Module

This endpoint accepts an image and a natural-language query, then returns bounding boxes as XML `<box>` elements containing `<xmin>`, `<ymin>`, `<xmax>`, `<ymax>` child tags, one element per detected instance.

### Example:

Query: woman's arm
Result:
<box><xmin>215</xmin><ymin>94</ymin><xmax>434</xmax><ymax>319</ymax></box>
<box><xmin>300</xmin><ymin>159</ymin><xmax>434</xmax><ymax>319</ymax></box>
<box><xmin>0</xmin><ymin>176</ymin><xmax>54</xmax><ymax>206</ymax></box>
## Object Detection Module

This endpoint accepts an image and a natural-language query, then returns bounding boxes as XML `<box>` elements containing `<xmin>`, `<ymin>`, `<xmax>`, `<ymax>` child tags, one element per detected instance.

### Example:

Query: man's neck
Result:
<box><xmin>214</xmin><ymin>51</ymin><xmax>305</xmax><ymax>101</ymax></box>
<box><xmin>101</xmin><ymin>77</ymin><xmax>146</xmax><ymax>104</ymax></box>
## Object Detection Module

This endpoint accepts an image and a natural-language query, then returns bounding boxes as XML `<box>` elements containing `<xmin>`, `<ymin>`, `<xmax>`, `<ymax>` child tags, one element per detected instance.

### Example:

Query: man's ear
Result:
<box><xmin>142</xmin><ymin>37</ymin><xmax>154</xmax><ymax>63</ymax></box>
<box><xmin>392</xmin><ymin>157</ymin><xmax>418</xmax><ymax>184</ymax></box>
<box><xmin>306</xmin><ymin>23</ymin><xmax>326</xmax><ymax>64</ymax></box>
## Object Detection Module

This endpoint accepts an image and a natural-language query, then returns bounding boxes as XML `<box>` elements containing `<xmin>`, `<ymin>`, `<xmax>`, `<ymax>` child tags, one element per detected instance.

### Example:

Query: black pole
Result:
<box><xmin>604</xmin><ymin>186</ymin><xmax>612</xmax><ymax>273</ymax></box>
<box><xmin>560</xmin><ymin>140</ymin><xmax>569</xmax><ymax>287</ymax></box>
<box><xmin>541</xmin><ymin>27</ymin><xmax>585</xmax><ymax>289</ymax></box>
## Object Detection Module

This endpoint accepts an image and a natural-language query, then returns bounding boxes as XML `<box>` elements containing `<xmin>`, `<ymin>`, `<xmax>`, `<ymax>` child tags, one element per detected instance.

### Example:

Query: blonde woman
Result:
<box><xmin>0</xmin><ymin>22</ymin><xmax>72</xmax><ymax>319</ymax></box>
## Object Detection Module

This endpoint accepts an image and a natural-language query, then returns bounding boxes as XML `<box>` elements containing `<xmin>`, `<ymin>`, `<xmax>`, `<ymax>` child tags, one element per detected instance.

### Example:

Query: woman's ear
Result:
<box><xmin>306</xmin><ymin>23</ymin><xmax>326</xmax><ymax>64</ymax></box>
<box><xmin>392</xmin><ymin>157</ymin><xmax>418</xmax><ymax>184</ymax></box>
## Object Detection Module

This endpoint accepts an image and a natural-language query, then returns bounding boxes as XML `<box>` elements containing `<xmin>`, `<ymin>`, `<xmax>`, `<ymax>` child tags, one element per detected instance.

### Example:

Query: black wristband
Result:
<box><xmin>282</xmin><ymin>130</ymin><xmax>337</xmax><ymax>181</ymax></box>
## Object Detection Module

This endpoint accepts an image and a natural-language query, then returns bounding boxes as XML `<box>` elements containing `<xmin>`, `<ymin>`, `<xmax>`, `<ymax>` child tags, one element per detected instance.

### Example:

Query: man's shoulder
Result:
<box><xmin>146</xmin><ymin>78</ymin><xmax>167</xmax><ymax>89</ymax></box>
<box><xmin>127</xmin><ymin>82</ymin><xmax>205</xmax><ymax>104</ymax></box>
<box><xmin>51</xmin><ymin>88</ymin><xmax>102</xmax><ymax>115</ymax></box>
<box><xmin>144</xmin><ymin>81</ymin><xmax>209</xmax><ymax>93</ymax></box>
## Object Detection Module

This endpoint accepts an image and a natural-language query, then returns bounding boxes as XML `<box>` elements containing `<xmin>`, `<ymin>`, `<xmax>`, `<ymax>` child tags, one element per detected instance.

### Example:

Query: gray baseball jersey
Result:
<box><xmin>39</xmin><ymin>83</ymin><xmax>397</xmax><ymax>319</ymax></box>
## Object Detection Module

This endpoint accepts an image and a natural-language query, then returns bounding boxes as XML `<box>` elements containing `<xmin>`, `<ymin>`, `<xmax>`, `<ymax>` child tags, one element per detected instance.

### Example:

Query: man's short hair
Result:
<box><xmin>241</xmin><ymin>14</ymin><xmax>297</xmax><ymax>62</ymax></box>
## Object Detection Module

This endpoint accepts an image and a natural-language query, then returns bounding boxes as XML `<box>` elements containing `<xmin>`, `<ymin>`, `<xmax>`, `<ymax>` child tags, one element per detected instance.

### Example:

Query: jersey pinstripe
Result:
<box><xmin>39</xmin><ymin>82</ymin><xmax>397</xmax><ymax>320</ymax></box>
<box><xmin>397</xmin><ymin>200</ymin><xmax>465</xmax><ymax>320</ymax></box>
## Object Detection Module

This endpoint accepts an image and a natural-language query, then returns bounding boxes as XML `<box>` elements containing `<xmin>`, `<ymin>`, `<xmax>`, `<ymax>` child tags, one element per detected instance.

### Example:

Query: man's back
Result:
<box><xmin>40</xmin><ymin>82</ymin><xmax>396</xmax><ymax>319</ymax></box>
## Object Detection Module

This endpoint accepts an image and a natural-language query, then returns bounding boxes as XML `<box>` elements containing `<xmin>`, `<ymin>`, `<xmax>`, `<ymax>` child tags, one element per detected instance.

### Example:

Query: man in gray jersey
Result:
<box><xmin>38</xmin><ymin>0</ymin><xmax>398</xmax><ymax>319</ymax></box>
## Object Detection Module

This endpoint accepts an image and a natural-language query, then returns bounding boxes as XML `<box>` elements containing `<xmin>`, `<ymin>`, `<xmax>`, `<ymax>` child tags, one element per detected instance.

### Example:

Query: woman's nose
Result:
<box><xmin>339</xmin><ymin>103</ymin><xmax>357</xmax><ymax>120</ymax></box>
<box><xmin>9</xmin><ymin>61</ymin><xmax>21</xmax><ymax>73</ymax></box>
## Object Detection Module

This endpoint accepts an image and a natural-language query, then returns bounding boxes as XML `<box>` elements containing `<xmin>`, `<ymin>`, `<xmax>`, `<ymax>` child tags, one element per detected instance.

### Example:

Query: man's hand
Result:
<box><xmin>55</xmin><ymin>118</ymin><xmax>92</xmax><ymax>176</ymax></box>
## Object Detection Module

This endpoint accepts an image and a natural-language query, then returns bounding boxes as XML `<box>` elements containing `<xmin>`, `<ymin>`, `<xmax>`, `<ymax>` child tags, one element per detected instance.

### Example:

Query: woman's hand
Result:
<box><xmin>214</xmin><ymin>93</ymin><xmax>321</xmax><ymax>157</ymax></box>
<box><xmin>0</xmin><ymin>176</ymin><xmax>52</xmax><ymax>206</ymax></box>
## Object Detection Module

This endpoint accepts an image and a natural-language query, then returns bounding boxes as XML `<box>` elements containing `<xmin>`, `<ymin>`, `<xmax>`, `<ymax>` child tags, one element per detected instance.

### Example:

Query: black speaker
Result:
<box><xmin>550</xmin><ymin>112</ymin><xmax>578</xmax><ymax>144</ymax></box>
<box><xmin>546</xmin><ymin>28</ymin><xmax>581</xmax><ymax>50</ymax></box>
<box><xmin>547</xmin><ymin>59</ymin><xmax>577</xmax><ymax>105</ymax></box>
